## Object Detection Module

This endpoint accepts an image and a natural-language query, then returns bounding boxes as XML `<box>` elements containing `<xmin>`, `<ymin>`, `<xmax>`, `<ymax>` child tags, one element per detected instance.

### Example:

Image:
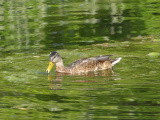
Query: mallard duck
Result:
<box><xmin>46</xmin><ymin>52</ymin><xmax>122</xmax><ymax>74</ymax></box>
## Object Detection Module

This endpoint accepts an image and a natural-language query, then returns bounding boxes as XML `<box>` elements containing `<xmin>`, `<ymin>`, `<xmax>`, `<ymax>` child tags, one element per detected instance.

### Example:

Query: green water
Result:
<box><xmin>0</xmin><ymin>0</ymin><xmax>160</xmax><ymax>120</ymax></box>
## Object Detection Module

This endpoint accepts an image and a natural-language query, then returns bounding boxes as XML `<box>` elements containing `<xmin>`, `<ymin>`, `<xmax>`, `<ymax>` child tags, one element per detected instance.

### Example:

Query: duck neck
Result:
<box><xmin>55</xmin><ymin>60</ymin><xmax>67</xmax><ymax>73</ymax></box>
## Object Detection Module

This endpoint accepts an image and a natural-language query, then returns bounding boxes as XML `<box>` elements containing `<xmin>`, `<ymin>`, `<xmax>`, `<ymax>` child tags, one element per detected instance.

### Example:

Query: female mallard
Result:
<box><xmin>46</xmin><ymin>52</ymin><xmax>121</xmax><ymax>74</ymax></box>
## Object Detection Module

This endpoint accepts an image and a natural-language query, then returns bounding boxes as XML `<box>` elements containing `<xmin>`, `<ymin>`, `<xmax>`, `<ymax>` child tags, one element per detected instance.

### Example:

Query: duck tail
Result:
<box><xmin>111</xmin><ymin>57</ymin><xmax>122</xmax><ymax>66</ymax></box>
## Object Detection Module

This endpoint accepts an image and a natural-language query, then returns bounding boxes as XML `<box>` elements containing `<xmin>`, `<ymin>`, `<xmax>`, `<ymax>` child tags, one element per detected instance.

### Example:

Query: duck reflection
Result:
<box><xmin>47</xmin><ymin>73</ymin><xmax>63</xmax><ymax>90</ymax></box>
<box><xmin>47</xmin><ymin>69</ymin><xmax>114</xmax><ymax>90</ymax></box>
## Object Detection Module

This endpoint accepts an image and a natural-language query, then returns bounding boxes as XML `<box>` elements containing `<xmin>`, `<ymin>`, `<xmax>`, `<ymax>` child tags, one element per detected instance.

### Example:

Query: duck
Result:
<box><xmin>46</xmin><ymin>51</ymin><xmax>122</xmax><ymax>74</ymax></box>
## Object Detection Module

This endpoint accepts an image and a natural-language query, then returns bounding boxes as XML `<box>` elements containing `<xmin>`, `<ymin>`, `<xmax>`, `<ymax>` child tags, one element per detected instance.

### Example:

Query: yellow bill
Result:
<box><xmin>46</xmin><ymin>62</ymin><xmax>54</xmax><ymax>73</ymax></box>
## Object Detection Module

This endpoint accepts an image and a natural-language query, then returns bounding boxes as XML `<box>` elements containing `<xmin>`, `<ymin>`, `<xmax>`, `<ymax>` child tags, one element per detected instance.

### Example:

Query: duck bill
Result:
<box><xmin>46</xmin><ymin>62</ymin><xmax>54</xmax><ymax>73</ymax></box>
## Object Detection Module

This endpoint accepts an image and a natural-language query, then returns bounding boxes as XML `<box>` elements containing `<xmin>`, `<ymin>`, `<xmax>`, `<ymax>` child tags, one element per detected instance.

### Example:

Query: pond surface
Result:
<box><xmin>0</xmin><ymin>0</ymin><xmax>160</xmax><ymax>119</ymax></box>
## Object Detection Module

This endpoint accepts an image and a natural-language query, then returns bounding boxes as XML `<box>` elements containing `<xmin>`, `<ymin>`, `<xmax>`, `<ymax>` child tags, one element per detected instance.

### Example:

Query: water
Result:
<box><xmin>0</xmin><ymin>0</ymin><xmax>160</xmax><ymax>119</ymax></box>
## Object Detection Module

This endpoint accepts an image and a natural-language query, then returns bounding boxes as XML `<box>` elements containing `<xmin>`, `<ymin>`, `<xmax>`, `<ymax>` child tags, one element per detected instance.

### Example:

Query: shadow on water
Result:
<box><xmin>47</xmin><ymin>69</ymin><xmax>115</xmax><ymax>90</ymax></box>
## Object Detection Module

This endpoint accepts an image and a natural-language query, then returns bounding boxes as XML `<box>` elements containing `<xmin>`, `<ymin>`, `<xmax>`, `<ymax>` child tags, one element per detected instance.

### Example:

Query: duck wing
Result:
<box><xmin>89</xmin><ymin>55</ymin><xmax>113</xmax><ymax>61</ymax></box>
<box><xmin>67</xmin><ymin>55</ymin><xmax>113</xmax><ymax>68</ymax></box>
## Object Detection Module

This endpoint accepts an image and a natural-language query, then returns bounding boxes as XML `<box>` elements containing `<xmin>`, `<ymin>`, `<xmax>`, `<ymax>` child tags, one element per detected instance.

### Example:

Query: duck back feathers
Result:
<box><xmin>66</xmin><ymin>55</ymin><xmax>121</xmax><ymax>73</ymax></box>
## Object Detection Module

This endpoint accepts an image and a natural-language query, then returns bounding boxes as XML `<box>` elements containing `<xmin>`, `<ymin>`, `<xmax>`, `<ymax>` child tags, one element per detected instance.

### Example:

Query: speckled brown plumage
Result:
<box><xmin>46</xmin><ymin>52</ymin><xmax>122</xmax><ymax>74</ymax></box>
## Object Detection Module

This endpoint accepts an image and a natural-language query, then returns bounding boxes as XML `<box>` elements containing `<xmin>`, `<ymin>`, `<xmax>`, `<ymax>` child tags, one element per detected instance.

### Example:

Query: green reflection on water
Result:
<box><xmin>0</xmin><ymin>0</ymin><xmax>159</xmax><ymax>52</ymax></box>
<box><xmin>0</xmin><ymin>0</ymin><xmax>160</xmax><ymax>119</ymax></box>
<box><xmin>1</xmin><ymin>40</ymin><xmax>160</xmax><ymax>119</ymax></box>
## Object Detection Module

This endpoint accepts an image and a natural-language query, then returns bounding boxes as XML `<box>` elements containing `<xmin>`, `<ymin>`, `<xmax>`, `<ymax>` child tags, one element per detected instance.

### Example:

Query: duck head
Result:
<box><xmin>46</xmin><ymin>52</ymin><xmax>62</xmax><ymax>73</ymax></box>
